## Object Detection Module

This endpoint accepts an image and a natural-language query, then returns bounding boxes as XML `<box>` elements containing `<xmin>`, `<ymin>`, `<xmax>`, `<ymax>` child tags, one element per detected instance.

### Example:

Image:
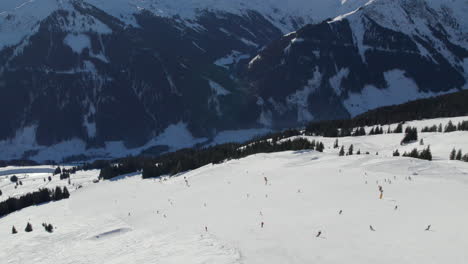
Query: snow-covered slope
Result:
<box><xmin>1</xmin><ymin>116</ymin><xmax>468</xmax><ymax>263</ymax></box>
<box><xmin>0</xmin><ymin>165</ymin><xmax>99</xmax><ymax>202</ymax></box>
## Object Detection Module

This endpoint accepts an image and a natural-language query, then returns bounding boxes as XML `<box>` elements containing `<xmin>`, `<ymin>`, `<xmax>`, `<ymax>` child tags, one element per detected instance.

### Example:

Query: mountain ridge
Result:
<box><xmin>0</xmin><ymin>0</ymin><xmax>467</xmax><ymax>160</ymax></box>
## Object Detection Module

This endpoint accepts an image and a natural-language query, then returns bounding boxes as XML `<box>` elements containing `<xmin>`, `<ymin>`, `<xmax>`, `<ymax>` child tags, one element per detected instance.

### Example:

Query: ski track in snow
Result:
<box><xmin>1</xmin><ymin>116</ymin><xmax>468</xmax><ymax>263</ymax></box>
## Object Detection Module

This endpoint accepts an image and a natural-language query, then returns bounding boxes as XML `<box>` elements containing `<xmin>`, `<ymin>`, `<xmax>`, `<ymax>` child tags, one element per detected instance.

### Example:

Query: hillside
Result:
<box><xmin>0</xmin><ymin>0</ymin><xmax>466</xmax><ymax>156</ymax></box>
<box><xmin>1</xmin><ymin>115</ymin><xmax>468</xmax><ymax>263</ymax></box>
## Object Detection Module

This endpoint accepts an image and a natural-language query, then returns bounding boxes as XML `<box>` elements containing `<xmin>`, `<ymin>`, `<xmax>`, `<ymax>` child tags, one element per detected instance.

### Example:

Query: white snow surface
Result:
<box><xmin>63</xmin><ymin>33</ymin><xmax>91</xmax><ymax>54</ymax></box>
<box><xmin>344</xmin><ymin>70</ymin><xmax>459</xmax><ymax>117</ymax></box>
<box><xmin>1</xmin><ymin>116</ymin><xmax>468</xmax><ymax>263</ymax></box>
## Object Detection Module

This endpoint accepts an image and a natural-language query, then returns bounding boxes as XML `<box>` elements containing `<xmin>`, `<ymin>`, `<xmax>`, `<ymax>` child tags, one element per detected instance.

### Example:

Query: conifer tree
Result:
<box><xmin>339</xmin><ymin>146</ymin><xmax>345</xmax><ymax>156</ymax></box>
<box><xmin>348</xmin><ymin>144</ymin><xmax>354</xmax><ymax>155</ymax></box>
<box><xmin>394</xmin><ymin>123</ymin><xmax>403</xmax><ymax>133</ymax></box>
<box><xmin>445</xmin><ymin>121</ymin><xmax>457</xmax><ymax>132</ymax></box>
<box><xmin>12</xmin><ymin>226</ymin><xmax>17</xmax><ymax>234</ymax></box>
<box><xmin>316</xmin><ymin>142</ymin><xmax>324</xmax><ymax>152</ymax></box>
<box><xmin>53</xmin><ymin>186</ymin><xmax>63</xmax><ymax>201</ymax></box>
<box><xmin>25</xmin><ymin>222</ymin><xmax>33</xmax><ymax>232</ymax></box>
<box><xmin>456</xmin><ymin>150</ymin><xmax>463</xmax><ymax>160</ymax></box>
<box><xmin>401</xmin><ymin>127</ymin><xmax>418</xmax><ymax>145</ymax></box>
<box><xmin>333</xmin><ymin>139</ymin><xmax>339</xmax><ymax>149</ymax></box>
<box><xmin>463</xmin><ymin>154</ymin><xmax>468</xmax><ymax>162</ymax></box>
<box><xmin>54</xmin><ymin>166</ymin><xmax>62</xmax><ymax>175</ymax></box>
<box><xmin>450</xmin><ymin>148</ymin><xmax>457</xmax><ymax>160</ymax></box>
<box><xmin>420</xmin><ymin>146</ymin><xmax>432</xmax><ymax>161</ymax></box>
<box><xmin>62</xmin><ymin>187</ymin><xmax>70</xmax><ymax>199</ymax></box>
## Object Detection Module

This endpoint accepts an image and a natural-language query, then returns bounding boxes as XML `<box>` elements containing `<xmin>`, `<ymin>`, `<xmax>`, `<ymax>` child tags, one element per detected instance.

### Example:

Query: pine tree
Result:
<box><xmin>450</xmin><ymin>148</ymin><xmax>457</xmax><ymax>160</ymax></box>
<box><xmin>339</xmin><ymin>146</ymin><xmax>345</xmax><ymax>156</ymax></box>
<box><xmin>348</xmin><ymin>144</ymin><xmax>354</xmax><ymax>155</ymax></box>
<box><xmin>401</xmin><ymin>127</ymin><xmax>418</xmax><ymax>145</ymax></box>
<box><xmin>12</xmin><ymin>226</ymin><xmax>17</xmax><ymax>234</ymax></box>
<box><xmin>438</xmin><ymin>124</ymin><xmax>443</xmax><ymax>132</ymax></box>
<box><xmin>25</xmin><ymin>222</ymin><xmax>33</xmax><ymax>232</ymax></box>
<box><xmin>394</xmin><ymin>123</ymin><xmax>403</xmax><ymax>133</ymax></box>
<box><xmin>357</xmin><ymin>149</ymin><xmax>361</xmax><ymax>155</ymax></box>
<box><xmin>54</xmin><ymin>166</ymin><xmax>62</xmax><ymax>175</ymax></box>
<box><xmin>43</xmin><ymin>223</ymin><xmax>54</xmax><ymax>233</ymax></box>
<box><xmin>420</xmin><ymin>146</ymin><xmax>432</xmax><ymax>161</ymax></box>
<box><xmin>62</xmin><ymin>187</ymin><xmax>70</xmax><ymax>199</ymax></box>
<box><xmin>53</xmin><ymin>186</ymin><xmax>63</xmax><ymax>201</ymax></box>
<box><xmin>316</xmin><ymin>142</ymin><xmax>325</xmax><ymax>152</ymax></box>
<box><xmin>456</xmin><ymin>150</ymin><xmax>463</xmax><ymax>160</ymax></box>
<box><xmin>393</xmin><ymin>150</ymin><xmax>400</xmax><ymax>157</ymax></box>
<box><xmin>445</xmin><ymin>121</ymin><xmax>457</xmax><ymax>132</ymax></box>
<box><xmin>462</xmin><ymin>154</ymin><xmax>468</xmax><ymax>162</ymax></box>
<box><xmin>333</xmin><ymin>139</ymin><xmax>339</xmax><ymax>149</ymax></box>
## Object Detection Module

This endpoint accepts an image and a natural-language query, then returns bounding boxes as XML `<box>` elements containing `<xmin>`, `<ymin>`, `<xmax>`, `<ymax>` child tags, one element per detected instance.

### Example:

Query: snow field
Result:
<box><xmin>0</xmin><ymin>116</ymin><xmax>468</xmax><ymax>263</ymax></box>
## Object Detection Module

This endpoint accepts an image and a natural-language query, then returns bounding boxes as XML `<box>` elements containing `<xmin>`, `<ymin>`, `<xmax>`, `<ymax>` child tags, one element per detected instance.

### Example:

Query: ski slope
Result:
<box><xmin>1</xmin><ymin>116</ymin><xmax>468</xmax><ymax>263</ymax></box>
<box><xmin>0</xmin><ymin>166</ymin><xmax>99</xmax><ymax>202</ymax></box>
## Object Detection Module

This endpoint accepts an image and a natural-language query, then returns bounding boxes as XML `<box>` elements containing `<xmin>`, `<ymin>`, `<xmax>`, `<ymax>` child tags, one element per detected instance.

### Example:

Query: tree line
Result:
<box><xmin>0</xmin><ymin>187</ymin><xmax>70</xmax><ymax>218</ymax></box>
<box><xmin>450</xmin><ymin>149</ymin><xmax>468</xmax><ymax>162</ymax></box>
<box><xmin>95</xmin><ymin>137</ymin><xmax>325</xmax><ymax>180</ymax></box>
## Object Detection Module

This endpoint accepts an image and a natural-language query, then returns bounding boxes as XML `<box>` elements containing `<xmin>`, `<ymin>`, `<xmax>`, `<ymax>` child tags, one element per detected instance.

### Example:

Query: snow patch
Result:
<box><xmin>329</xmin><ymin>68</ymin><xmax>350</xmax><ymax>96</ymax></box>
<box><xmin>344</xmin><ymin>70</ymin><xmax>458</xmax><ymax>117</ymax></box>
<box><xmin>286</xmin><ymin>68</ymin><xmax>321</xmax><ymax>123</ymax></box>
<box><xmin>64</xmin><ymin>34</ymin><xmax>91</xmax><ymax>54</ymax></box>
<box><xmin>214</xmin><ymin>50</ymin><xmax>250</xmax><ymax>69</ymax></box>
<box><xmin>208</xmin><ymin>80</ymin><xmax>230</xmax><ymax>96</ymax></box>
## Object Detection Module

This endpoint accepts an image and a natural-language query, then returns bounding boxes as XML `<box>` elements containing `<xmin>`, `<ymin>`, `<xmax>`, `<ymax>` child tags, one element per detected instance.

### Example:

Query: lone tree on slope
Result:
<box><xmin>348</xmin><ymin>144</ymin><xmax>354</xmax><ymax>155</ymax></box>
<box><xmin>25</xmin><ymin>222</ymin><xmax>33</xmax><ymax>232</ymax></box>
<box><xmin>339</xmin><ymin>146</ymin><xmax>345</xmax><ymax>156</ymax></box>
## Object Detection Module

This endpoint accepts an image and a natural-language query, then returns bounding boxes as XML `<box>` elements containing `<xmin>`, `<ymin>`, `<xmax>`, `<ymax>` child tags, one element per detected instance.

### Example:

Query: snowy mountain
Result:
<box><xmin>247</xmin><ymin>0</ymin><xmax>468</xmax><ymax>124</ymax></box>
<box><xmin>1</xmin><ymin>115</ymin><xmax>468</xmax><ymax>264</ymax></box>
<box><xmin>0</xmin><ymin>0</ymin><xmax>467</xmax><ymax>160</ymax></box>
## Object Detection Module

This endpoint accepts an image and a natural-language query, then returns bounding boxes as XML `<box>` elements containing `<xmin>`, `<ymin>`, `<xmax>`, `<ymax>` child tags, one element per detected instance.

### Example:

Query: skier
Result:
<box><xmin>264</xmin><ymin>176</ymin><xmax>268</xmax><ymax>185</ymax></box>
<box><xmin>394</xmin><ymin>205</ymin><xmax>398</xmax><ymax>210</ymax></box>
<box><xmin>339</xmin><ymin>210</ymin><xmax>343</xmax><ymax>215</ymax></box>
<box><xmin>425</xmin><ymin>225</ymin><xmax>431</xmax><ymax>231</ymax></box>
<box><xmin>370</xmin><ymin>225</ymin><xmax>376</xmax><ymax>231</ymax></box>
<box><xmin>316</xmin><ymin>231</ymin><xmax>322</xmax><ymax>237</ymax></box>
<box><xmin>378</xmin><ymin>186</ymin><xmax>384</xmax><ymax>199</ymax></box>
<box><xmin>205</xmin><ymin>226</ymin><xmax>208</xmax><ymax>232</ymax></box>
<box><xmin>261</xmin><ymin>222</ymin><xmax>264</xmax><ymax>228</ymax></box>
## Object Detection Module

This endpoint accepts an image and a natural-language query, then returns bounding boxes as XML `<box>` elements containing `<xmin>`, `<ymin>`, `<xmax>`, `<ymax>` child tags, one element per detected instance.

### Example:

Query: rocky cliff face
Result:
<box><xmin>0</xmin><ymin>0</ymin><xmax>466</xmax><ymax>160</ymax></box>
